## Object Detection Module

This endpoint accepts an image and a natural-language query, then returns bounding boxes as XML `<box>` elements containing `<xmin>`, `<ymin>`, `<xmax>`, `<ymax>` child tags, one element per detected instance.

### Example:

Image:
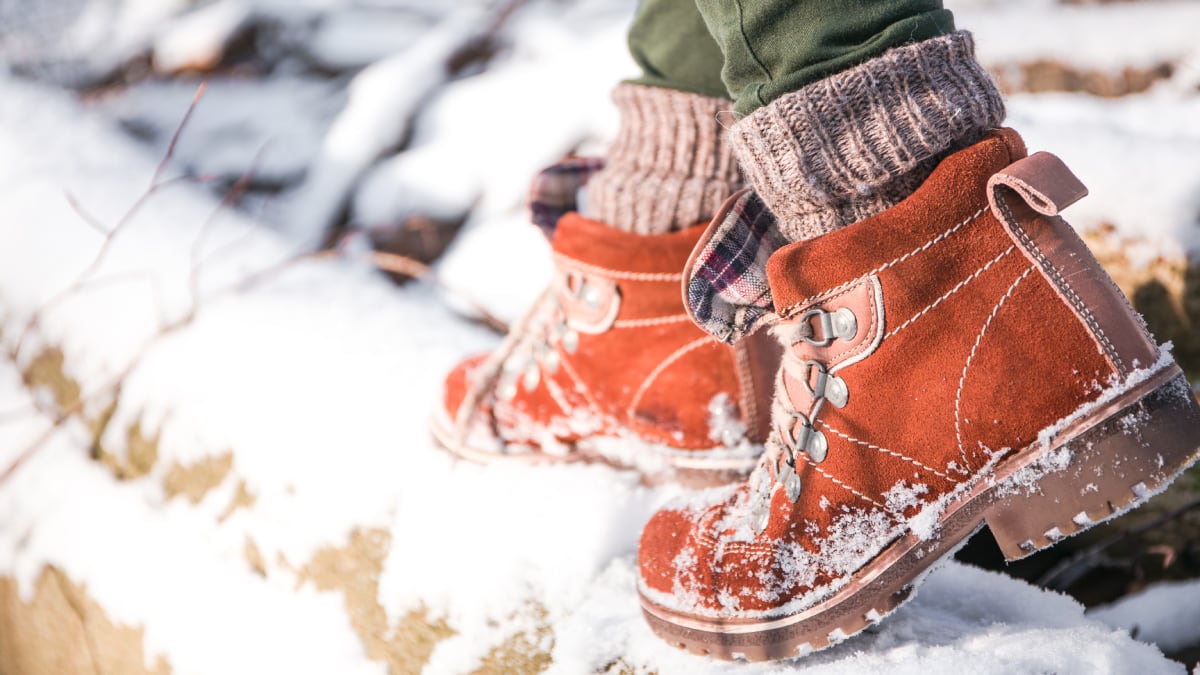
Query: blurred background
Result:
<box><xmin>0</xmin><ymin>0</ymin><xmax>1198</xmax><ymax>673</ymax></box>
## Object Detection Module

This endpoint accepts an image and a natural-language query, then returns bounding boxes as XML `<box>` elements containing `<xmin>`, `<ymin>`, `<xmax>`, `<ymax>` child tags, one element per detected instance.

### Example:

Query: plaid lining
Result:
<box><xmin>529</xmin><ymin>157</ymin><xmax>783</xmax><ymax>346</ymax></box>
<box><xmin>527</xmin><ymin>156</ymin><xmax>606</xmax><ymax>238</ymax></box>
<box><xmin>686</xmin><ymin>190</ymin><xmax>788</xmax><ymax>344</ymax></box>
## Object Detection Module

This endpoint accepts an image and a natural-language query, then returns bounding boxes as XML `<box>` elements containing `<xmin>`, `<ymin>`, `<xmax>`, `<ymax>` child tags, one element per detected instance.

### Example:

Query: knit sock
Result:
<box><xmin>727</xmin><ymin>31</ymin><xmax>1005</xmax><ymax>243</ymax></box>
<box><xmin>584</xmin><ymin>83</ymin><xmax>743</xmax><ymax>235</ymax></box>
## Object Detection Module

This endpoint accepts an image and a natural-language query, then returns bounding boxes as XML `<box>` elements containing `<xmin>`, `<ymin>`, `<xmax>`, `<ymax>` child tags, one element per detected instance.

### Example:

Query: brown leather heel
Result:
<box><xmin>985</xmin><ymin>368</ymin><xmax>1200</xmax><ymax>560</ymax></box>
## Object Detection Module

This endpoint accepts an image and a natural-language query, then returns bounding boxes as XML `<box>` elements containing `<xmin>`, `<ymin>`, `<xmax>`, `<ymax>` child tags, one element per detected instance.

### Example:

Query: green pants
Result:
<box><xmin>628</xmin><ymin>0</ymin><xmax>955</xmax><ymax>117</ymax></box>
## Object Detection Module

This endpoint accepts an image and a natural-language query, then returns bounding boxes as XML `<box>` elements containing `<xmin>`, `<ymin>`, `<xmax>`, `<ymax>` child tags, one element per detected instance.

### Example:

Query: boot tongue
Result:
<box><xmin>684</xmin><ymin>190</ymin><xmax>790</xmax><ymax>345</ymax></box>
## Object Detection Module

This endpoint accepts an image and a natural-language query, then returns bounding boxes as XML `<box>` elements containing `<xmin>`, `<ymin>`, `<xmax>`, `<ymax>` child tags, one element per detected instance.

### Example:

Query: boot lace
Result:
<box><xmin>747</xmin><ymin>306</ymin><xmax>858</xmax><ymax>534</ymax></box>
<box><xmin>452</xmin><ymin>267</ymin><xmax>620</xmax><ymax>442</ymax></box>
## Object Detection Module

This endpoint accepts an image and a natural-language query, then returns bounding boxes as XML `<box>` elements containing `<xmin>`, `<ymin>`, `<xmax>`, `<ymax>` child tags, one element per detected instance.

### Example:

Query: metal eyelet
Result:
<box><xmin>805</xmin><ymin>429</ymin><xmax>829</xmax><ymax>463</ymax></box>
<box><xmin>564</xmin><ymin>270</ymin><xmax>586</xmax><ymax>297</ymax></box>
<box><xmin>779</xmin><ymin>411</ymin><xmax>829</xmax><ymax>466</ymax></box>
<box><xmin>778</xmin><ymin>460</ymin><xmax>802</xmax><ymax>503</ymax></box>
<box><xmin>560</xmin><ymin>328</ymin><xmax>579</xmax><ymax>354</ymax></box>
<box><xmin>798</xmin><ymin>307</ymin><xmax>858</xmax><ymax>346</ymax></box>
<box><xmin>582</xmin><ymin>282</ymin><xmax>603</xmax><ymax>309</ymax></box>
<box><xmin>798</xmin><ymin>360</ymin><xmax>849</xmax><ymax>409</ymax></box>
<box><xmin>557</xmin><ymin>270</ymin><xmax>621</xmax><ymax>335</ymax></box>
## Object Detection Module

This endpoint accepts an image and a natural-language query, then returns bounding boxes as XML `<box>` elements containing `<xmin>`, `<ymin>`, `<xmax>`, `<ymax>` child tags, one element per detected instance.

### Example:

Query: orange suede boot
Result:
<box><xmin>636</xmin><ymin>130</ymin><xmax>1200</xmax><ymax>659</ymax></box>
<box><xmin>433</xmin><ymin>204</ymin><xmax>778</xmax><ymax>483</ymax></box>
<box><xmin>432</xmin><ymin>83</ymin><xmax>782</xmax><ymax>483</ymax></box>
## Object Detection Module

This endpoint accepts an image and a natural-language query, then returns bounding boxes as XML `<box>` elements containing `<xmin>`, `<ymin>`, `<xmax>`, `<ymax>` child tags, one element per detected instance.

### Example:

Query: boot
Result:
<box><xmin>433</xmin><ymin>162</ymin><xmax>780</xmax><ymax>484</ymax></box>
<box><xmin>636</xmin><ymin>129</ymin><xmax>1200</xmax><ymax>659</ymax></box>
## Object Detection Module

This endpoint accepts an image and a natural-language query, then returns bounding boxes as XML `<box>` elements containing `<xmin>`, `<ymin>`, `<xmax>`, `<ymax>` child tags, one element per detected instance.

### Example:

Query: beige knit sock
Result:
<box><xmin>728</xmin><ymin>31</ymin><xmax>1005</xmax><ymax>243</ymax></box>
<box><xmin>584</xmin><ymin>84</ymin><xmax>744</xmax><ymax>235</ymax></box>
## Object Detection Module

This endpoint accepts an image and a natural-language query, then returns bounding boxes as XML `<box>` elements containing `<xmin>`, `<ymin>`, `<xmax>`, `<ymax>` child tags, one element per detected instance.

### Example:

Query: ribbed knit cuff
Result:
<box><xmin>583</xmin><ymin>84</ymin><xmax>744</xmax><ymax>235</ymax></box>
<box><xmin>728</xmin><ymin>31</ymin><xmax>1005</xmax><ymax>243</ymax></box>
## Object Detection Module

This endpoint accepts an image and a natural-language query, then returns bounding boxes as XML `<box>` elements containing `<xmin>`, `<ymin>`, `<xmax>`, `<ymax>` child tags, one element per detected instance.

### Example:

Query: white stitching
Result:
<box><xmin>554</xmin><ymin>253</ymin><xmax>683</xmax><ymax>282</ymax></box>
<box><xmin>558</xmin><ymin>350</ymin><xmax>607</xmax><ymax>417</ymax></box>
<box><xmin>612</xmin><ymin>314</ymin><xmax>692</xmax><ymax>328</ymax></box>
<box><xmin>787</xmin><ymin>279</ymin><xmax>880</xmax><ymax>367</ymax></box>
<box><xmin>817</xmin><ymin>422</ymin><xmax>952</xmax><ymax>480</ymax></box>
<box><xmin>453</xmin><ymin>287</ymin><xmax>556</xmax><ymax>441</ymax></box>
<box><xmin>954</xmin><ymin>266</ymin><xmax>1035</xmax><ymax>471</ymax></box>
<box><xmin>696</xmin><ymin>531</ymin><xmax>776</xmax><ymax>554</ymax></box>
<box><xmin>799</xmin><ymin>454</ymin><xmax>903</xmax><ymax>518</ymax></box>
<box><xmin>780</xmin><ymin>207</ymin><xmax>989</xmax><ymax>317</ymax></box>
<box><xmin>627</xmin><ymin>336</ymin><xmax>716</xmax><ymax>418</ymax></box>
<box><xmin>888</xmin><ymin>245</ymin><xmax>1016</xmax><ymax>339</ymax></box>
<box><xmin>541</xmin><ymin>366</ymin><xmax>576</xmax><ymax>416</ymax></box>
<box><xmin>994</xmin><ymin>193</ymin><xmax>1123</xmax><ymax>373</ymax></box>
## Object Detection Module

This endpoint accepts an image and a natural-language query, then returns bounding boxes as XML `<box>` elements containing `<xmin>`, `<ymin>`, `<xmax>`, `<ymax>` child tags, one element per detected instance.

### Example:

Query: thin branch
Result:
<box><xmin>447</xmin><ymin>0</ymin><xmax>530</xmax><ymax>73</ymax></box>
<box><xmin>365</xmin><ymin>249</ymin><xmax>430</xmax><ymax>278</ymax></box>
<box><xmin>189</xmin><ymin>143</ymin><xmax>266</xmax><ymax>307</ymax></box>
<box><xmin>54</xmin><ymin>270</ymin><xmax>160</xmax><ymax>299</ymax></box>
<box><xmin>0</xmin><ymin>398</ymin><xmax>88</xmax><ymax>484</ymax></box>
<box><xmin>0</xmin><ymin>227</ymin><xmax>505</xmax><ymax>483</ymax></box>
<box><xmin>63</xmin><ymin>191</ymin><xmax>110</xmax><ymax>236</ymax></box>
<box><xmin>0</xmin><ymin>81</ymin><xmax>221</xmax><ymax>483</ymax></box>
<box><xmin>12</xmin><ymin>85</ymin><xmax>209</xmax><ymax>361</ymax></box>
<box><xmin>152</xmin><ymin>80</ymin><xmax>207</xmax><ymax>188</ymax></box>
<box><xmin>350</xmin><ymin>242</ymin><xmax>508</xmax><ymax>335</ymax></box>
<box><xmin>0</xmin><ymin>246</ymin><xmax>322</xmax><ymax>484</ymax></box>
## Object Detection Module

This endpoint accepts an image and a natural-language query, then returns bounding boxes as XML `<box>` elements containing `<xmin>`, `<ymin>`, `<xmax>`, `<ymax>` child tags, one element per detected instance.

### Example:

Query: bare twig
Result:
<box><xmin>348</xmin><ymin>241</ymin><xmax>507</xmax><ymax>335</ymax></box>
<box><xmin>365</xmin><ymin>249</ymin><xmax>430</xmax><ymax>278</ymax></box>
<box><xmin>0</xmin><ymin>392</ymin><xmax>95</xmax><ymax>484</ymax></box>
<box><xmin>0</xmin><ymin>68</ymin><xmax>511</xmax><ymax>489</ymax></box>
<box><xmin>188</xmin><ymin>143</ymin><xmax>267</xmax><ymax>307</ymax></box>
<box><xmin>12</xmin><ymin>82</ymin><xmax>209</xmax><ymax>361</ymax></box>
<box><xmin>153</xmin><ymin>80</ymin><xmax>207</xmax><ymax>188</ymax></box>
<box><xmin>0</xmin><ymin>244</ymin><xmax>323</xmax><ymax>484</ymax></box>
<box><xmin>63</xmin><ymin>191</ymin><xmax>110</xmax><ymax>237</ymax></box>
<box><xmin>447</xmin><ymin>0</ymin><xmax>530</xmax><ymax>73</ymax></box>
<box><xmin>1</xmin><ymin>211</ymin><xmax>507</xmax><ymax>484</ymax></box>
<box><xmin>0</xmin><ymin>81</ymin><xmax>223</xmax><ymax>483</ymax></box>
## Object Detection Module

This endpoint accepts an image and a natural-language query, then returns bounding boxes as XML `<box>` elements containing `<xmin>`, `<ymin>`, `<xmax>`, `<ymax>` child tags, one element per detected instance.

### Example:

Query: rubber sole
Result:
<box><xmin>638</xmin><ymin>367</ymin><xmax>1200</xmax><ymax>662</ymax></box>
<box><xmin>429</xmin><ymin>408</ymin><xmax>761</xmax><ymax>488</ymax></box>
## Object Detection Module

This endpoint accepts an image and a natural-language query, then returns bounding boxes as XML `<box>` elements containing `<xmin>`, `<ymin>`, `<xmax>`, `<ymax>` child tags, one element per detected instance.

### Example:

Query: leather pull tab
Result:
<box><xmin>988</xmin><ymin>151</ymin><xmax>1088</xmax><ymax>218</ymax></box>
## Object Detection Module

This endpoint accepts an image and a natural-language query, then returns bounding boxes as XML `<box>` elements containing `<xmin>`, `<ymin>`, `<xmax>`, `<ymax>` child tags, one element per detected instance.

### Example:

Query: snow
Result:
<box><xmin>150</xmin><ymin>0</ymin><xmax>253</xmax><ymax>74</ymax></box>
<box><xmin>573</xmin><ymin>562</ymin><xmax>1184</xmax><ymax>675</ymax></box>
<box><xmin>99</xmin><ymin>75</ymin><xmax>346</xmax><ymax>185</ymax></box>
<box><xmin>0</xmin><ymin>0</ymin><xmax>1198</xmax><ymax>672</ymax></box>
<box><xmin>300</xmin><ymin>9</ymin><xmax>429</xmax><ymax>72</ymax></box>
<box><xmin>1011</xmin><ymin>103</ymin><xmax>1200</xmax><ymax>264</ymax></box>
<box><xmin>0</xmin><ymin>74</ymin><xmax>1185</xmax><ymax>672</ymax></box>
<box><xmin>277</xmin><ymin>7</ymin><xmax>486</xmax><ymax>246</ymax></box>
<box><xmin>1090</xmin><ymin>579</ymin><xmax>1200</xmax><ymax>655</ymax></box>
<box><xmin>964</xmin><ymin>2</ymin><xmax>1200</xmax><ymax>71</ymax></box>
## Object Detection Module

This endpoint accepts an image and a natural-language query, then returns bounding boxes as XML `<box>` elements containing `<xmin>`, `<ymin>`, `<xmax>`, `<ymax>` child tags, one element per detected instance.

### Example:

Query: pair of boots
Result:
<box><xmin>432</xmin><ymin>59</ymin><xmax>1200</xmax><ymax>666</ymax></box>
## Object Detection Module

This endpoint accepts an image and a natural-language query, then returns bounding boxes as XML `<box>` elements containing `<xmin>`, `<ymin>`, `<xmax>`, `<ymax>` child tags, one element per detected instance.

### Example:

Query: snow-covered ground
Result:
<box><xmin>1</xmin><ymin>0</ymin><xmax>1198</xmax><ymax>673</ymax></box>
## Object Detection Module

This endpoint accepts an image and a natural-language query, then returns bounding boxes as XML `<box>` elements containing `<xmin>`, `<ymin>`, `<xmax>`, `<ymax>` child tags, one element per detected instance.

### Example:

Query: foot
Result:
<box><xmin>433</xmin><ymin>162</ymin><xmax>779</xmax><ymax>484</ymax></box>
<box><xmin>636</xmin><ymin>129</ymin><xmax>1200</xmax><ymax>660</ymax></box>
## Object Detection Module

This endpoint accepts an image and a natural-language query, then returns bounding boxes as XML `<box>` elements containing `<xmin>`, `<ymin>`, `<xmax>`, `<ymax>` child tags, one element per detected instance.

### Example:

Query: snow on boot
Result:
<box><xmin>636</xmin><ymin>129</ymin><xmax>1200</xmax><ymax>660</ymax></box>
<box><xmin>432</xmin><ymin>162</ymin><xmax>779</xmax><ymax>485</ymax></box>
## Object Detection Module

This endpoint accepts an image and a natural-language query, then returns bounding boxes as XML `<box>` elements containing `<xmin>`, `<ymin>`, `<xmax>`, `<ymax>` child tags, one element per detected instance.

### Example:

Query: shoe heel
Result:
<box><xmin>984</xmin><ymin>370</ymin><xmax>1200</xmax><ymax>561</ymax></box>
